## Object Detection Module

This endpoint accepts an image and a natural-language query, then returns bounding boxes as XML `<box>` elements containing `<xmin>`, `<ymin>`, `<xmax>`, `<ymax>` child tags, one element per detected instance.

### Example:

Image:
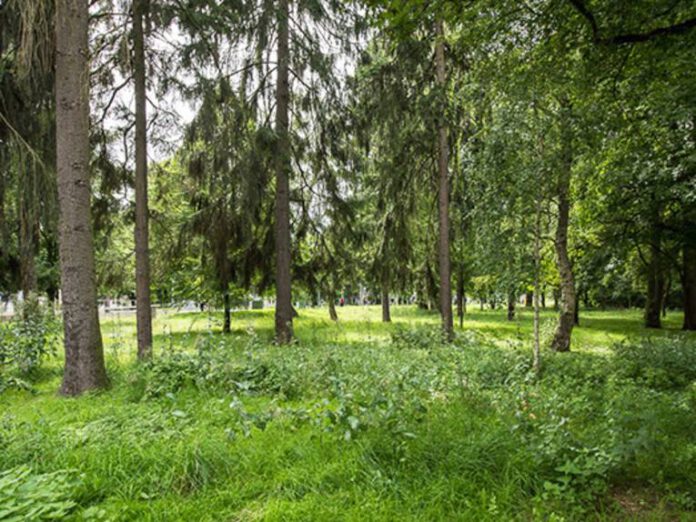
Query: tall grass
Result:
<box><xmin>1</xmin><ymin>306</ymin><xmax>694</xmax><ymax>520</ymax></box>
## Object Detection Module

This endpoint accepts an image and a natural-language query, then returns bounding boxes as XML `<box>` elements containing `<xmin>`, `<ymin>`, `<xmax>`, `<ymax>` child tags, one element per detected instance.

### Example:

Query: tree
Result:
<box><xmin>550</xmin><ymin>98</ymin><xmax>576</xmax><ymax>352</ymax></box>
<box><xmin>435</xmin><ymin>19</ymin><xmax>453</xmax><ymax>340</ymax></box>
<box><xmin>274</xmin><ymin>0</ymin><xmax>293</xmax><ymax>343</ymax></box>
<box><xmin>132</xmin><ymin>0</ymin><xmax>153</xmax><ymax>359</ymax></box>
<box><xmin>55</xmin><ymin>0</ymin><xmax>108</xmax><ymax>395</ymax></box>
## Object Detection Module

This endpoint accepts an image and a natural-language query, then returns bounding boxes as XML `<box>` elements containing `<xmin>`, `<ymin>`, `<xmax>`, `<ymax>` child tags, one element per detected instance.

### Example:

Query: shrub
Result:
<box><xmin>140</xmin><ymin>332</ymin><xmax>292</xmax><ymax>398</ymax></box>
<box><xmin>390</xmin><ymin>325</ymin><xmax>446</xmax><ymax>350</ymax></box>
<box><xmin>0</xmin><ymin>300</ymin><xmax>60</xmax><ymax>391</ymax></box>
<box><xmin>612</xmin><ymin>337</ymin><xmax>696</xmax><ymax>389</ymax></box>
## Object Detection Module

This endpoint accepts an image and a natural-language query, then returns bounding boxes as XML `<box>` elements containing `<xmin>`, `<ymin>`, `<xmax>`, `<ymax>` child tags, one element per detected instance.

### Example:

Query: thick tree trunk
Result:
<box><xmin>645</xmin><ymin>228</ymin><xmax>664</xmax><ymax>329</ymax></box>
<box><xmin>683</xmin><ymin>244</ymin><xmax>696</xmax><ymax>330</ymax></box>
<box><xmin>435</xmin><ymin>20</ymin><xmax>453</xmax><ymax>340</ymax></box>
<box><xmin>381</xmin><ymin>282</ymin><xmax>391</xmax><ymax>322</ymax></box>
<box><xmin>525</xmin><ymin>291</ymin><xmax>533</xmax><ymax>308</ymax></box>
<box><xmin>223</xmin><ymin>291</ymin><xmax>231</xmax><ymax>333</ymax></box>
<box><xmin>56</xmin><ymin>0</ymin><xmax>108</xmax><ymax>395</ymax></box>
<box><xmin>507</xmin><ymin>293</ymin><xmax>516</xmax><ymax>321</ymax></box>
<box><xmin>133</xmin><ymin>0</ymin><xmax>153</xmax><ymax>359</ymax></box>
<box><xmin>274</xmin><ymin>0</ymin><xmax>293</xmax><ymax>344</ymax></box>
<box><xmin>551</xmin><ymin>101</ymin><xmax>576</xmax><ymax>353</ymax></box>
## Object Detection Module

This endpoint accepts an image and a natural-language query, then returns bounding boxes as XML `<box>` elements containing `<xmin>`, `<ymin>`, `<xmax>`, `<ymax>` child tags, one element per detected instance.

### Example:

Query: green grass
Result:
<box><xmin>1</xmin><ymin>306</ymin><xmax>695</xmax><ymax>521</ymax></box>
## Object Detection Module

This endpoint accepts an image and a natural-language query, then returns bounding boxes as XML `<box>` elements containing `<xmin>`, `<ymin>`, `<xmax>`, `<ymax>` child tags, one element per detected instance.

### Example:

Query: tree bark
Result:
<box><xmin>574</xmin><ymin>297</ymin><xmax>580</xmax><ymax>326</ymax></box>
<box><xmin>381</xmin><ymin>281</ymin><xmax>391</xmax><ymax>322</ymax></box>
<box><xmin>551</xmin><ymin>100</ymin><xmax>576</xmax><ymax>353</ymax></box>
<box><xmin>274</xmin><ymin>0</ymin><xmax>293</xmax><ymax>344</ymax></box>
<box><xmin>19</xmin><ymin>193</ymin><xmax>38</xmax><ymax>299</ymax></box>
<box><xmin>56</xmin><ymin>0</ymin><xmax>108</xmax><ymax>395</ymax></box>
<box><xmin>328</xmin><ymin>290</ymin><xmax>338</xmax><ymax>322</ymax></box>
<box><xmin>435</xmin><ymin>20</ymin><xmax>453</xmax><ymax>341</ymax></box>
<box><xmin>455</xmin><ymin>269</ymin><xmax>464</xmax><ymax>328</ymax></box>
<box><xmin>507</xmin><ymin>292</ymin><xmax>516</xmax><ymax>321</ymax></box>
<box><xmin>525</xmin><ymin>291</ymin><xmax>533</xmax><ymax>308</ymax></box>
<box><xmin>223</xmin><ymin>291</ymin><xmax>231</xmax><ymax>333</ymax></box>
<box><xmin>645</xmin><ymin>220</ymin><xmax>664</xmax><ymax>329</ymax></box>
<box><xmin>133</xmin><ymin>0</ymin><xmax>153</xmax><ymax>359</ymax></box>
<box><xmin>683</xmin><ymin>244</ymin><xmax>696</xmax><ymax>330</ymax></box>
<box><xmin>533</xmin><ymin>188</ymin><xmax>542</xmax><ymax>376</ymax></box>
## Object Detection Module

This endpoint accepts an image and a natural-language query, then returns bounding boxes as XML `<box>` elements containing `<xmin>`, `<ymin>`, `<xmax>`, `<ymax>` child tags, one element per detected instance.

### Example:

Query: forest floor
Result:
<box><xmin>1</xmin><ymin>306</ymin><xmax>695</xmax><ymax>521</ymax></box>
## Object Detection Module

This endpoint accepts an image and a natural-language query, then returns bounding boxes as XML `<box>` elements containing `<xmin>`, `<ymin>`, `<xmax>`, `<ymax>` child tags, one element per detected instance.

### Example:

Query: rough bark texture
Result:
<box><xmin>274</xmin><ymin>0</ymin><xmax>293</xmax><ymax>344</ymax></box>
<box><xmin>683</xmin><ymin>244</ymin><xmax>696</xmax><ymax>330</ymax></box>
<box><xmin>133</xmin><ymin>0</ymin><xmax>153</xmax><ymax>359</ymax></box>
<box><xmin>381</xmin><ymin>282</ymin><xmax>391</xmax><ymax>322</ymax></box>
<box><xmin>56</xmin><ymin>0</ymin><xmax>108</xmax><ymax>395</ymax></box>
<box><xmin>551</xmin><ymin>101</ymin><xmax>576</xmax><ymax>353</ymax></box>
<box><xmin>435</xmin><ymin>20</ymin><xmax>453</xmax><ymax>341</ymax></box>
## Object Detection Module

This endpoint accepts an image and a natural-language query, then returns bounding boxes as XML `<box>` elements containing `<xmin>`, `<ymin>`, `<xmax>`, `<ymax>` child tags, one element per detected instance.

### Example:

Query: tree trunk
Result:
<box><xmin>541</xmin><ymin>290</ymin><xmax>546</xmax><ymax>309</ymax></box>
<box><xmin>18</xmin><ymin>151</ymin><xmax>39</xmax><ymax>299</ymax></box>
<box><xmin>274</xmin><ymin>0</ymin><xmax>293</xmax><ymax>344</ymax></box>
<box><xmin>456</xmin><ymin>269</ymin><xmax>464</xmax><ymax>328</ymax></box>
<box><xmin>328</xmin><ymin>291</ymin><xmax>338</xmax><ymax>322</ymax></box>
<box><xmin>133</xmin><ymin>0</ymin><xmax>153</xmax><ymax>359</ymax></box>
<box><xmin>223</xmin><ymin>291</ymin><xmax>231</xmax><ymax>333</ymax></box>
<box><xmin>533</xmin><ymin>188</ymin><xmax>542</xmax><ymax>376</ymax></box>
<box><xmin>56</xmin><ymin>0</ymin><xmax>108</xmax><ymax>395</ymax></box>
<box><xmin>507</xmin><ymin>292</ymin><xmax>515</xmax><ymax>321</ymax></box>
<box><xmin>645</xmin><ymin>226</ymin><xmax>664</xmax><ymax>329</ymax></box>
<box><xmin>573</xmin><ymin>297</ymin><xmax>579</xmax><ymax>326</ymax></box>
<box><xmin>435</xmin><ymin>20</ymin><xmax>453</xmax><ymax>341</ymax></box>
<box><xmin>551</xmin><ymin>100</ymin><xmax>576</xmax><ymax>353</ymax></box>
<box><xmin>525</xmin><ymin>291</ymin><xmax>533</xmax><ymax>308</ymax></box>
<box><xmin>381</xmin><ymin>282</ymin><xmax>391</xmax><ymax>322</ymax></box>
<box><xmin>683</xmin><ymin>244</ymin><xmax>696</xmax><ymax>330</ymax></box>
<box><xmin>19</xmin><ymin>196</ymin><xmax>37</xmax><ymax>299</ymax></box>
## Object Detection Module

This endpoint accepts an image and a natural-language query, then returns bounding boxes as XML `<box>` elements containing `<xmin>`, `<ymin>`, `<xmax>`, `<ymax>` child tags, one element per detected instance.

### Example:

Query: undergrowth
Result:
<box><xmin>0</xmin><ymin>308</ymin><xmax>694</xmax><ymax>521</ymax></box>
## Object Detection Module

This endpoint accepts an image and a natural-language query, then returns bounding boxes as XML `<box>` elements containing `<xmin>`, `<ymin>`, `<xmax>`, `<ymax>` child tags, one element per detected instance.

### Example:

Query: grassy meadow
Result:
<box><xmin>1</xmin><ymin>305</ymin><xmax>695</xmax><ymax>521</ymax></box>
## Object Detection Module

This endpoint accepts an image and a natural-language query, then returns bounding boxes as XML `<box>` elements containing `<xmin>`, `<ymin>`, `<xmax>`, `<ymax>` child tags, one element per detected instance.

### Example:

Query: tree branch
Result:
<box><xmin>567</xmin><ymin>0</ymin><xmax>696</xmax><ymax>45</ymax></box>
